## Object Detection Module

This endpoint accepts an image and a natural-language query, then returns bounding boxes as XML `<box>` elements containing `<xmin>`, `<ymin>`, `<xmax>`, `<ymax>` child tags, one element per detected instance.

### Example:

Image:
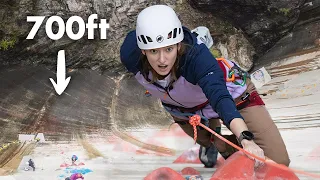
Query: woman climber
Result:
<box><xmin>120</xmin><ymin>4</ymin><xmax>290</xmax><ymax>168</ymax></box>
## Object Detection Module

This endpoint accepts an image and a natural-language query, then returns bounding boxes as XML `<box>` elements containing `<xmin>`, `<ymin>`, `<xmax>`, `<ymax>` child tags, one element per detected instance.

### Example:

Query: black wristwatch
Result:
<box><xmin>238</xmin><ymin>130</ymin><xmax>254</xmax><ymax>143</ymax></box>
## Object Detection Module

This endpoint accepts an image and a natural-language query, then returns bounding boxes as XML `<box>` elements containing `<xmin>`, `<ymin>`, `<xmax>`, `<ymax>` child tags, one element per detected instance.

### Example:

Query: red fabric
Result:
<box><xmin>247</xmin><ymin>91</ymin><xmax>265</xmax><ymax>107</ymax></box>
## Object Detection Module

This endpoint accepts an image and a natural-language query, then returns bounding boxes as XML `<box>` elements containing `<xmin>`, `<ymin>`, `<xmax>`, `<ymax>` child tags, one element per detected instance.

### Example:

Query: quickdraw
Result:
<box><xmin>216</xmin><ymin>58</ymin><xmax>249</xmax><ymax>87</ymax></box>
<box><xmin>229</xmin><ymin>66</ymin><xmax>248</xmax><ymax>87</ymax></box>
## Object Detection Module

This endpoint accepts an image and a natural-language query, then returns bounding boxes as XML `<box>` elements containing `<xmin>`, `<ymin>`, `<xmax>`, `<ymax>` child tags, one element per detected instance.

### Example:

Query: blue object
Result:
<box><xmin>64</xmin><ymin>168</ymin><xmax>93</xmax><ymax>175</ymax></box>
<box><xmin>185</xmin><ymin>175</ymin><xmax>203</xmax><ymax>180</ymax></box>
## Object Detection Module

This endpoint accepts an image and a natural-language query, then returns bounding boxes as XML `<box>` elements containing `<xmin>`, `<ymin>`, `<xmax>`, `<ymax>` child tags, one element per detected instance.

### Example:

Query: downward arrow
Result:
<box><xmin>50</xmin><ymin>50</ymin><xmax>71</xmax><ymax>95</ymax></box>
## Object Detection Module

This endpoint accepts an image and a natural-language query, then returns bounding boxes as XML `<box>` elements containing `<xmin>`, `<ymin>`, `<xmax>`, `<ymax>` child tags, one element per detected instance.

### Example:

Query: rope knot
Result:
<box><xmin>189</xmin><ymin>115</ymin><xmax>201</xmax><ymax>144</ymax></box>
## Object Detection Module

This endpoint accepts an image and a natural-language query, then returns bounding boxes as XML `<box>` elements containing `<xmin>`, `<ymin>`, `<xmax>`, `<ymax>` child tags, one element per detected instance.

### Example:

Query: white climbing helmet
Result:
<box><xmin>136</xmin><ymin>5</ymin><xmax>184</xmax><ymax>50</ymax></box>
<box><xmin>191</xmin><ymin>26</ymin><xmax>214</xmax><ymax>49</ymax></box>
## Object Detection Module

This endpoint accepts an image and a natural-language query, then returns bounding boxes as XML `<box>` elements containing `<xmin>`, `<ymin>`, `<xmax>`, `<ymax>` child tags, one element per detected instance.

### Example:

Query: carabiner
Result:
<box><xmin>233</xmin><ymin>73</ymin><xmax>247</xmax><ymax>87</ymax></box>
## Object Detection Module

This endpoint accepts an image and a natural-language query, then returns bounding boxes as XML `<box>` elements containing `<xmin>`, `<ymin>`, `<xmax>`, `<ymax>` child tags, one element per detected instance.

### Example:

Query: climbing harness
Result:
<box><xmin>162</xmin><ymin>100</ymin><xmax>209</xmax><ymax>114</ymax></box>
<box><xmin>162</xmin><ymin>90</ymin><xmax>253</xmax><ymax>141</ymax></box>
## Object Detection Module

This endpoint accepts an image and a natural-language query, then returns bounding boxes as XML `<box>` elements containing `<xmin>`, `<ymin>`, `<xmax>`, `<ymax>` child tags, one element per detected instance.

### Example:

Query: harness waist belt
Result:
<box><xmin>162</xmin><ymin>100</ymin><xmax>210</xmax><ymax>113</ymax></box>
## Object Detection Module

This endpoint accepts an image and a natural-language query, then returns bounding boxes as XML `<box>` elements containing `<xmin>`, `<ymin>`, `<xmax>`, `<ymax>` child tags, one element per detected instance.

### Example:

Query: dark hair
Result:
<box><xmin>140</xmin><ymin>43</ymin><xmax>187</xmax><ymax>83</ymax></box>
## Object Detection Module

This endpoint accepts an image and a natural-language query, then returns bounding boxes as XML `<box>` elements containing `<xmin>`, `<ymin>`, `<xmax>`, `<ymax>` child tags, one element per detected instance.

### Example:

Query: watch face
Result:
<box><xmin>243</xmin><ymin>131</ymin><xmax>254</xmax><ymax>139</ymax></box>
